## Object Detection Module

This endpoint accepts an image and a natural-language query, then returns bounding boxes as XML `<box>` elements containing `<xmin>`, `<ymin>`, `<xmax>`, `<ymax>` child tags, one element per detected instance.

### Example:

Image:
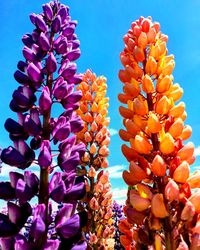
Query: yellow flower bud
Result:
<box><xmin>151</xmin><ymin>193</ymin><xmax>169</xmax><ymax>218</ymax></box>
<box><xmin>173</xmin><ymin>161</ymin><xmax>190</xmax><ymax>183</ymax></box>
<box><xmin>145</xmin><ymin>56</ymin><xmax>157</xmax><ymax>75</ymax></box>
<box><xmin>155</xmin><ymin>96</ymin><xmax>171</xmax><ymax>115</ymax></box>
<box><xmin>168</xmin><ymin>118</ymin><xmax>184</xmax><ymax>139</ymax></box>
<box><xmin>158</xmin><ymin>41</ymin><xmax>167</xmax><ymax>56</ymax></box>
<box><xmin>160</xmin><ymin>133</ymin><xmax>175</xmax><ymax>154</ymax></box>
<box><xmin>130</xmin><ymin>191</ymin><xmax>151</xmax><ymax>211</ymax></box>
<box><xmin>168</xmin><ymin>83</ymin><xmax>183</xmax><ymax>102</ymax></box>
<box><xmin>142</xmin><ymin>74</ymin><xmax>155</xmax><ymax>93</ymax></box>
<box><xmin>149</xmin><ymin>44</ymin><xmax>160</xmax><ymax>60</ymax></box>
<box><xmin>151</xmin><ymin>154</ymin><xmax>167</xmax><ymax>176</ymax></box>
<box><xmin>147</xmin><ymin>112</ymin><xmax>162</xmax><ymax>133</ymax></box>
<box><xmin>131</xmin><ymin>135</ymin><xmax>153</xmax><ymax>154</ymax></box>
<box><xmin>156</xmin><ymin>75</ymin><xmax>172</xmax><ymax>93</ymax></box>
<box><xmin>162</xmin><ymin>60</ymin><xmax>175</xmax><ymax>75</ymax></box>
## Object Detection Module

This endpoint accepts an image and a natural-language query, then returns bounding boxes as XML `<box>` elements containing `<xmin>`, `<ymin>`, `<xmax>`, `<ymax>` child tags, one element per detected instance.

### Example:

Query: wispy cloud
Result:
<box><xmin>112</xmin><ymin>187</ymin><xmax>127</xmax><ymax>204</ymax></box>
<box><xmin>195</xmin><ymin>146</ymin><xmax>200</xmax><ymax>157</ymax></box>
<box><xmin>0</xmin><ymin>163</ymin><xmax>40</xmax><ymax>178</ymax></box>
<box><xmin>108</xmin><ymin>128</ymin><xmax>118</xmax><ymax>136</ymax></box>
<box><xmin>107</xmin><ymin>164</ymin><xmax>126</xmax><ymax>178</ymax></box>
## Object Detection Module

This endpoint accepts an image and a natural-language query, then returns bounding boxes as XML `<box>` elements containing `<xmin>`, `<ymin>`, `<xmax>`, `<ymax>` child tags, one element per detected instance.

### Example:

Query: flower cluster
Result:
<box><xmin>118</xmin><ymin>16</ymin><xmax>199</xmax><ymax>249</ymax></box>
<box><xmin>113</xmin><ymin>201</ymin><xmax>125</xmax><ymax>250</ymax></box>
<box><xmin>75</xmin><ymin>70</ymin><xmax>114</xmax><ymax>248</ymax></box>
<box><xmin>0</xmin><ymin>1</ymin><xmax>87</xmax><ymax>249</ymax></box>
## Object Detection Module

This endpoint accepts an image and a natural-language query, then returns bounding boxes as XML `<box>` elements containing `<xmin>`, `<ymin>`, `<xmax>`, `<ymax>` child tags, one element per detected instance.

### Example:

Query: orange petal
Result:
<box><xmin>119</xmin><ymin>129</ymin><xmax>133</xmax><ymax>141</ymax></box>
<box><xmin>131</xmin><ymin>135</ymin><xmax>152</xmax><ymax>154</ymax></box>
<box><xmin>121</xmin><ymin>144</ymin><xmax>139</xmax><ymax>162</ymax></box>
<box><xmin>160</xmin><ymin>133</ymin><xmax>175</xmax><ymax>154</ymax></box>
<box><xmin>151</xmin><ymin>193</ymin><xmax>169</xmax><ymax>218</ymax></box>
<box><xmin>188</xmin><ymin>191</ymin><xmax>200</xmax><ymax>213</ymax></box>
<box><xmin>180</xmin><ymin>125</ymin><xmax>192</xmax><ymax>140</ymax></box>
<box><xmin>147</xmin><ymin>112</ymin><xmax>162</xmax><ymax>133</ymax></box>
<box><xmin>181</xmin><ymin>201</ymin><xmax>195</xmax><ymax>221</ymax></box>
<box><xmin>173</xmin><ymin>161</ymin><xmax>190</xmax><ymax>183</ymax></box>
<box><xmin>169</xmin><ymin>102</ymin><xmax>185</xmax><ymax>118</ymax></box>
<box><xmin>145</xmin><ymin>56</ymin><xmax>157</xmax><ymax>75</ymax></box>
<box><xmin>168</xmin><ymin>118</ymin><xmax>184</xmax><ymax>139</ymax></box>
<box><xmin>177</xmin><ymin>142</ymin><xmax>194</xmax><ymax>162</ymax></box>
<box><xmin>156</xmin><ymin>75</ymin><xmax>172</xmax><ymax>93</ymax></box>
<box><xmin>119</xmin><ymin>106</ymin><xmax>134</xmax><ymax>119</ymax></box>
<box><xmin>155</xmin><ymin>96</ymin><xmax>171</xmax><ymax>115</ymax></box>
<box><xmin>142</xmin><ymin>74</ymin><xmax>155</xmax><ymax>93</ymax></box>
<box><xmin>187</xmin><ymin>171</ymin><xmax>200</xmax><ymax>188</ymax></box>
<box><xmin>151</xmin><ymin>154</ymin><xmax>167</xmax><ymax>176</ymax></box>
<box><xmin>130</xmin><ymin>191</ymin><xmax>151</xmax><ymax>211</ymax></box>
<box><xmin>164</xmin><ymin>179</ymin><xmax>179</xmax><ymax>202</ymax></box>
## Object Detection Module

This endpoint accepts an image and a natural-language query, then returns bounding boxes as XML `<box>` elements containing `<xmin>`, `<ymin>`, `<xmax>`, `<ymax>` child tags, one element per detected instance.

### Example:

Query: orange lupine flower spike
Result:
<box><xmin>76</xmin><ymin>70</ymin><xmax>114</xmax><ymax>249</ymax></box>
<box><xmin>118</xmin><ymin>16</ymin><xmax>198</xmax><ymax>249</ymax></box>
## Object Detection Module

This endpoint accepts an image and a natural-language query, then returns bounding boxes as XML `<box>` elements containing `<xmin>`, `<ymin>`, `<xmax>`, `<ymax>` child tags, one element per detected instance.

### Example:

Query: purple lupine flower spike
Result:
<box><xmin>0</xmin><ymin>1</ymin><xmax>87</xmax><ymax>249</ymax></box>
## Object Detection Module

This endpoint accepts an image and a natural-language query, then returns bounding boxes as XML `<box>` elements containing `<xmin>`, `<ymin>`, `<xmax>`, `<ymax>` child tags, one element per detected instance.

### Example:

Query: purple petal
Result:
<box><xmin>56</xmin><ymin>214</ymin><xmax>80</xmax><ymax>239</ymax></box>
<box><xmin>71</xmin><ymin>241</ymin><xmax>87</xmax><ymax>250</ymax></box>
<box><xmin>35</xmin><ymin>15</ymin><xmax>48</xmax><ymax>32</ymax></box>
<box><xmin>52</xmin><ymin>15</ymin><xmax>62</xmax><ymax>33</ymax></box>
<box><xmin>22</xmin><ymin>46</ymin><xmax>36</xmax><ymax>61</ymax></box>
<box><xmin>55</xmin><ymin>203</ymin><xmax>73</xmax><ymax>226</ymax></box>
<box><xmin>42</xmin><ymin>3</ymin><xmax>53</xmax><ymax>21</ymax></box>
<box><xmin>43</xmin><ymin>240</ymin><xmax>60</xmax><ymax>250</ymax></box>
<box><xmin>39</xmin><ymin>86</ymin><xmax>52</xmax><ymax>112</ymax></box>
<box><xmin>30</xmin><ymin>216</ymin><xmax>45</xmax><ymax>240</ymax></box>
<box><xmin>14</xmin><ymin>70</ymin><xmax>30</xmax><ymax>84</ymax></box>
<box><xmin>38</xmin><ymin>140</ymin><xmax>52</xmax><ymax>168</ymax></box>
<box><xmin>0</xmin><ymin>213</ymin><xmax>18</xmax><ymax>237</ymax></box>
<box><xmin>22</xmin><ymin>34</ymin><xmax>34</xmax><ymax>47</ymax></box>
<box><xmin>67</xmin><ymin>49</ymin><xmax>80</xmax><ymax>61</ymax></box>
<box><xmin>46</xmin><ymin>52</ymin><xmax>57</xmax><ymax>73</ymax></box>
<box><xmin>38</xmin><ymin>32</ymin><xmax>50</xmax><ymax>51</ymax></box>
<box><xmin>27</xmin><ymin>62</ymin><xmax>42</xmax><ymax>82</ymax></box>
<box><xmin>0</xmin><ymin>182</ymin><xmax>16</xmax><ymax>200</ymax></box>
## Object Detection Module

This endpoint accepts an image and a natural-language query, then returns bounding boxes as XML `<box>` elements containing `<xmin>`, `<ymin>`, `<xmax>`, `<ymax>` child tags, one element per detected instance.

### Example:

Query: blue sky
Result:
<box><xmin>1</xmin><ymin>0</ymin><xmax>200</xmax><ymax>203</ymax></box>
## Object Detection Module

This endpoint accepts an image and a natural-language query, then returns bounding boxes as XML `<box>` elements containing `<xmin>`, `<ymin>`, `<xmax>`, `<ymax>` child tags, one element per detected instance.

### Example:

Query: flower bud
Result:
<box><xmin>181</xmin><ymin>201</ymin><xmax>195</xmax><ymax>221</ymax></box>
<box><xmin>180</xmin><ymin>125</ymin><xmax>192</xmax><ymax>140</ymax></box>
<box><xmin>88</xmin><ymin>166</ymin><xmax>96</xmax><ymax>178</ymax></box>
<box><xmin>131</xmin><ymin>135</ymin><xmax>152</xmax><ymax>154</ymax></box>
<box><xmin>138</xmin><ymin>32</ymin><xmax>148</xmax><ymax>48</ymax></box>
<box><xmin>142</xmin><ymin>74</ymin><xmax>154</xmax><ymax>93</ymax></box>
<box><xmin>165</xmin><ymin>179</ymin><xmax>179</xmax><ymax>201</ymax></box>
<box><xmin>151</xmin><ymin>154</ymin><xmax>167</xmax><ymax>176</ymax></box>
<box><xmin>156</xmin><ymin>75</ymin><xmax>172</xmax><ymax>93</ymax></box>
<box><xmin>155</xmin><ymin>96</ymin><xmax>171</xmax><ymax>115</ymax></box>
<box><xmin>151</xmin><ymin>193</ymin><xmax>169</xmax><ymax>218</ymax></box>
<box><xmin>90</xmin><ymin>143</ymin><xmax>97</xmax><ymax>154</ymax></box>
<box><xmin>188</xmin><ymin>191</ymin><xmax>200</xmax><ymax>213</ymax></box>
<box><xmin>133</xmin><ymin>98</ymin><xmax>148</xmax><ymax>115</ymax></box>
<box><xmin>130</xmin><ymin>191</ymin><xmax>150</xmax><ymax>211</ymax></box>
<box><xmin>160</xmin><ymin>132</ymin><xmax>175</xmax><ymax>154</ymax></box>
<box><xmin>187</xmin><ymin>171</ymin><xmax>200</xmax><ymax>188</ymax></box>
<box><xmin>168</xmin><ymin>118</ymin><xmax>184</xmax><ymax>139</ymax></box>
<box><xmin>145</xmin><ymin>56</ymin><xmax>157</xmax><ymax>75</ymax></box>
<box><xmin>46</xmin><ymin>52</ymin><xmax>57</xmax><ymax>73</ymax></box>
<box><xmin>147</xmin><ymin>112</ymin><xmax>162</xmax><ymax>133</ymax></box>
<box><xmin>173</xmin><ymin>161</ymin><xmax>190</xmax><ymax>183</ymax></box>
<box><xmin>177</xmin><ymin>142</ymin><xmax>194</xmax><ymax>162</ymax></box>
<box><xmin>169</xmin><ymin>101</ymin><xmax>185</xmax><ymax>118</ymax></box>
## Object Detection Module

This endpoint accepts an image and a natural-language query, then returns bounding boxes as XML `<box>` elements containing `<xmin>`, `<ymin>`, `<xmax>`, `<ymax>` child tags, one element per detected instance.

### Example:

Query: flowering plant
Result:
<box><xmin>0</xmin><ymin>1</ymin><xmax>87</xmax><ymax>249</ymax></box>
<box><xmin>118</xmin><ymin>16</ymin><xmax>199</xmax><ymax>250</ymax></box>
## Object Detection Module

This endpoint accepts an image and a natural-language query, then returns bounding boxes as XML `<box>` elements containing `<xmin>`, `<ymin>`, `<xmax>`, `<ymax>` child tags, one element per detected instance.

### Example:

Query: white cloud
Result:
<box><xmin>107</xmin><ymin>164</ymin><xmax>126</xmax><ymax>178</ymax></box>
<box><xmin>112</xmin><ymin>187</ymin><xmax>127</xmax><ymax>203</ymax></box>
<box><xmin>195</xmin><ymin>146</ymin><xmax>200</xmax><ymax>157</ymax></box>
<box><xmin>108</xmin><ymin>128</ymin><xmax>118</xmax><ymax>136</ymax></box>
<box><xmin>0</xmin><ymin>163</ymin><xmax>40</xmax><ymax>179</ymax></box>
